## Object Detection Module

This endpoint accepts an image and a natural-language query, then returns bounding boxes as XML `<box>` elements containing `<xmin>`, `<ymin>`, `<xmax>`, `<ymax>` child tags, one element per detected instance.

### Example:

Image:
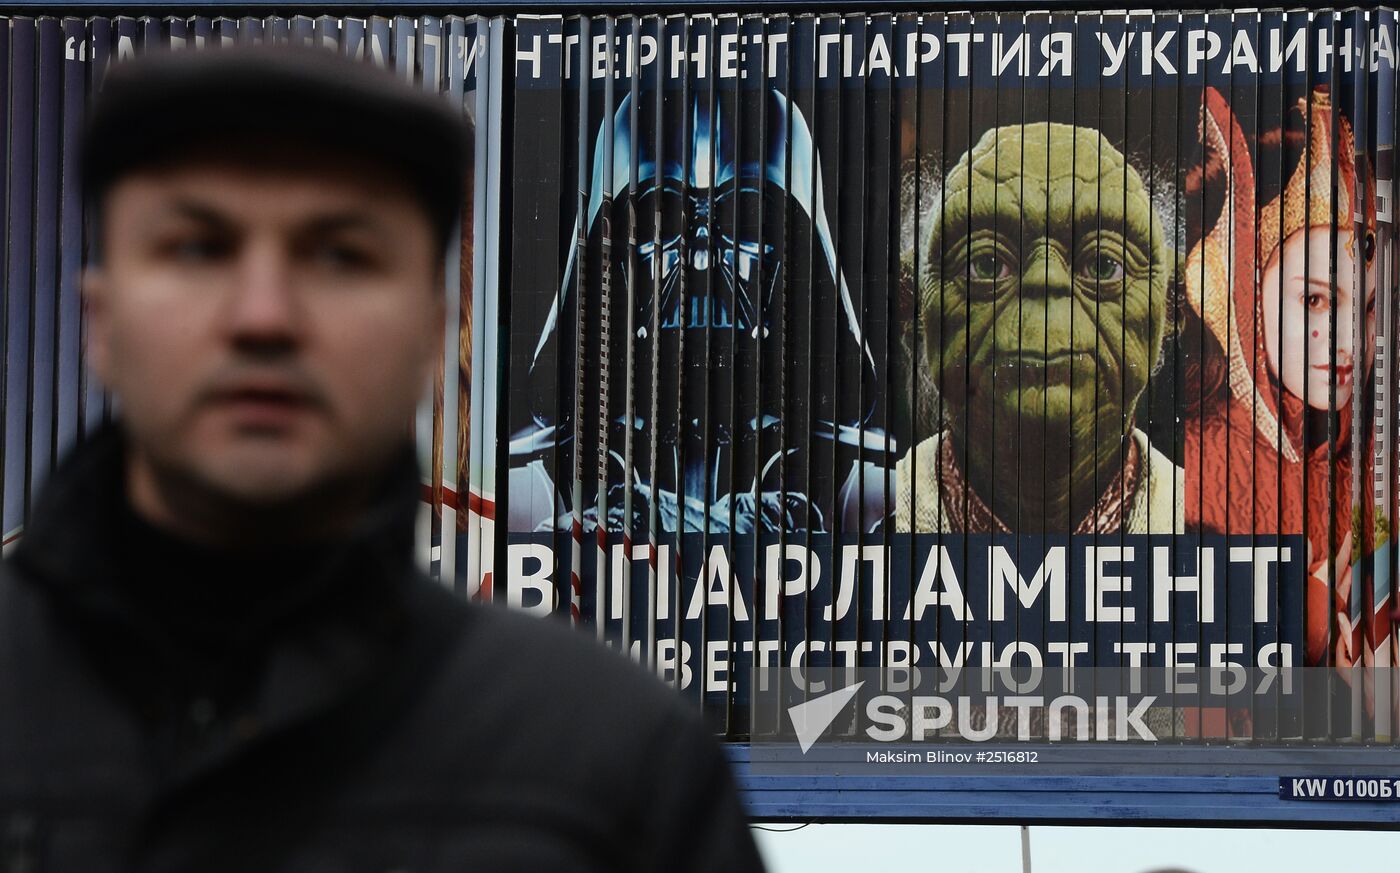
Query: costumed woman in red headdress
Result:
<box><xmin>1183</xmin><ymin>86</ymin><xmax>1379</xmax><ymax>690</ymax></box>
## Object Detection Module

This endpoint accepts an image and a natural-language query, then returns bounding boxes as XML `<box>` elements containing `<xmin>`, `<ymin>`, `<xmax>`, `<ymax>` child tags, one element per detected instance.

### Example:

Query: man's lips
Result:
<box><xmin>205</xmin><ymin>385</ymin><xmax>317</xmax><ymax>427</ymax></box>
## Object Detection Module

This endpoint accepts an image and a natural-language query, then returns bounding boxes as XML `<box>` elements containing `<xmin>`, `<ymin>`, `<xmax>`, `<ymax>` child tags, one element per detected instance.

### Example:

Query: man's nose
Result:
<box><xmin>222</xmin><ymin>241</ymin><xmax>304</xmax><ymax>352</ymax></box>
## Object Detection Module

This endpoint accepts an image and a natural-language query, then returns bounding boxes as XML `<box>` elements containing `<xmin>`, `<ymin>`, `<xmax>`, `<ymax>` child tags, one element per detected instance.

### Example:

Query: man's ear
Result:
<box><xmin>82</xmin><ymin>265</ymin><xmax>112</xmax><ymax>386</ymax></box>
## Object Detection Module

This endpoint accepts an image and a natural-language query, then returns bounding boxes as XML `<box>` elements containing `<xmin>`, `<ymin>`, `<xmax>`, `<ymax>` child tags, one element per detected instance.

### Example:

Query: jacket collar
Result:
<box><xmin>12</xmin><ymin>421</ymin><xmax>426</xmax><ymax>713</ymax></box>
<box><xmin>14</xmin><ymin>421</ymin><xmax>421</xmax><ymax>602</ymax></box>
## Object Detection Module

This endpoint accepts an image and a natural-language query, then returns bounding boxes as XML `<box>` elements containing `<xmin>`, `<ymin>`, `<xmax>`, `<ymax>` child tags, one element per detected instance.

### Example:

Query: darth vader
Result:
<box><xmin>508</xmin><ymin>86</ymin><xmax>889</xmax><ymax>535</ymax></box>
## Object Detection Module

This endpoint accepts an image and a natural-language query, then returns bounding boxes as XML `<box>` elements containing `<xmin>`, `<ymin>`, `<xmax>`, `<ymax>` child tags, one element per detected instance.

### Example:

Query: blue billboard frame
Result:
<box><xmin>729</xmin><ymin>746</ymin><xmax>1400</xmax><ymax>827</ymax></box>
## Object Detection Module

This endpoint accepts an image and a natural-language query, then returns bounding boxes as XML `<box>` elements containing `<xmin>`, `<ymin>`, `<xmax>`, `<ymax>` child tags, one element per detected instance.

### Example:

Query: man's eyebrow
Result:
<box><xmin>159</xmin><ymin>199</ymin><xmax>235</xmax><ymax>228</ymax></box>
<box><xmin>152</xmin><ymin>202</ymin><xmax>386</xmax><ymax>236</ymax></box>
<box><xmin>299</xmin><ymin>212</ymin><xmax>387</xmax><ymax>235</ymax></box>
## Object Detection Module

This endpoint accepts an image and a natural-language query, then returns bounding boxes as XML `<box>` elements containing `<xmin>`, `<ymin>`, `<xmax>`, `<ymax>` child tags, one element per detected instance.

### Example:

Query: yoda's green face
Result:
<box><xmin>922</xmin><ymin>123</ymin><xmax>1170</xmax><ymax>451</ymax></box>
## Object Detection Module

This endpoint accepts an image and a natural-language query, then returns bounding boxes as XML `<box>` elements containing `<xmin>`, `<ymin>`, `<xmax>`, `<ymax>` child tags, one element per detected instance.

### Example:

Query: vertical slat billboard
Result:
<box><xmin>0</xmin><ymin>10</ymin><xmax>1396</xmax><ymax>764</ymax></box>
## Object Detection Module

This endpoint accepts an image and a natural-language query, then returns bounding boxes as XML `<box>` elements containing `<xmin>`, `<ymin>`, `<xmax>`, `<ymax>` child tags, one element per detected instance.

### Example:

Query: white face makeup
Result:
<box><xmin>1260</xmin><ymin>225</ymin><xmax>1376</xmax><ymax>411</ymax></box>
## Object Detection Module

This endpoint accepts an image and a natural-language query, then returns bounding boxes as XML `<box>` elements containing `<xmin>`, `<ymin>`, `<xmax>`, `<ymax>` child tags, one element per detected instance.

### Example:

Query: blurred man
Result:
<box><xmin>0</xmin><ymin>46</ymin><xmax>763</xmax><ymax>872</ymax></box>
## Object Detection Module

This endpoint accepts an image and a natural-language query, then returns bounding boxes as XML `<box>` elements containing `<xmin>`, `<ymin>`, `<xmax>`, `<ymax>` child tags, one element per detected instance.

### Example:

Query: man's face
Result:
<box><xmin>85</xmin><ymin>148</ymin><xmax>443</xmax><ymax>510</ymax></box>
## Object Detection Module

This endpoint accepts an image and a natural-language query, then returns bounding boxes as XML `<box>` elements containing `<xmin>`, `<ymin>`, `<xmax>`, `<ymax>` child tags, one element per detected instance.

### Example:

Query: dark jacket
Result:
<box><xmin>0</xmin><ymin>427</ymin><xmax>765</xmax><ymax>873</ymax></box>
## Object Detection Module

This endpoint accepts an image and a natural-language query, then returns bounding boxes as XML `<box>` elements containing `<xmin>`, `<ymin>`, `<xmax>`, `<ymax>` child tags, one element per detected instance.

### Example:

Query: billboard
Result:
<box><xmin>0</xmin><ymin>10</ymin><xmax>1397</xmax><ymax>775</ymax></box>
<box><xmin>496</xmin><ymin>10</ymin><xmax>1400</xmax><ymax>748</ymax></box>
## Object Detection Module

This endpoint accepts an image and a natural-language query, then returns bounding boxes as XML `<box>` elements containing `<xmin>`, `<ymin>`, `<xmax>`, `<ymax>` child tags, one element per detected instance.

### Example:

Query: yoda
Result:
<box><xmin>896</xmin><ymin>123</ymin><xmax>1183</xmax><ymax>534</ymax></box>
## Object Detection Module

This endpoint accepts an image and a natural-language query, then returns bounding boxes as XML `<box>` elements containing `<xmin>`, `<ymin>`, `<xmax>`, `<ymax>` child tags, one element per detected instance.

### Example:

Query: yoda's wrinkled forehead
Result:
<box><xmin>932</xmin><ymin>123</ymin><xmax>1163</xmax><ymax>257</ymax></box>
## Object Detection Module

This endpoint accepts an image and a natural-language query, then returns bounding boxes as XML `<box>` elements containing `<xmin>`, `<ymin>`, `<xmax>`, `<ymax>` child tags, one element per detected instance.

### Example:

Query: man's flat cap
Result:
<box><xmin>82</xmin><ymin>44</ymin><xmax>470</xmax><ymax>245</ymax></box>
